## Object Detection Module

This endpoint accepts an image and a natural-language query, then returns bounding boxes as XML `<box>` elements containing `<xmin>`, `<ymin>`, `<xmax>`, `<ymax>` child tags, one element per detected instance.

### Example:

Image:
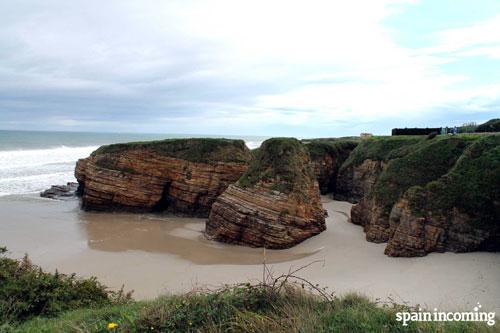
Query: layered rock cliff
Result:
<box><xmin>205</xmin><ymin>138</ymin><xmax>326</xmax><ymax>249</ymax></box>
<box><xmin>335</xmin><ymin>137</ymin><xmax>421</xmax><ymax>202</ymax></box>
<box><xmin>385</xmin><ymin>135</ymin><xmax>500</xmax><ymax>256</ymax></box>
<box><xmin>345</xmin><ymin>134</ymin><xmax>500</xmax><ymax>256</ymax></box>
<box><xmin>304</xmin><ymin>139</ymin><xmax>358</xmax><ymax>194</ymax></box>
<box><xmin>352</xmin><ymin>136</ymin><xmax>472</xmax><ymax>243</ymax></box>
<box><xmin>75</xmin><ymin>138</ymin><xmax>252</xmax><ymax>216</ymax></box>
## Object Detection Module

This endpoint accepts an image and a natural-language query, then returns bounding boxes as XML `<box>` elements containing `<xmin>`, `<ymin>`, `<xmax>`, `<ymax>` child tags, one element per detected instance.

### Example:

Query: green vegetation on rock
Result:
<box><xmin>304</xmin><ymin>138</ymin><xmax>359</xmax><ymax>194</ymax></box>
<box><xmin>406</xmin><ymin>134</ymin><xmax>500</xmax><ymax>232</ymax></box>
<box><xmin>476</xmin><ymin>118</ymin><xmax>500</xmax><ymax>133</ymax></box>
<box><xmin>91</xmin><ymin>138</ymin><xmax>252</xmax><ymax>164</ymax></box>
<box><xmin>237</xmin><ymin>138</ymin><xmax>314</xmax><ymax>194</ymax></box>
<box><xmin>303</xmin><ymin>138</ymin><xmax>359</xmax><ymax>161</ymax></box>
<box><xmin>340</xmin><ymin>136</ymin><xmax>423</xmax><ymax>172</ymax></box>
<box><xmin>371</xmin><ymin>135</ymin><xmax>479</xmax><ymax>214</ymax></box>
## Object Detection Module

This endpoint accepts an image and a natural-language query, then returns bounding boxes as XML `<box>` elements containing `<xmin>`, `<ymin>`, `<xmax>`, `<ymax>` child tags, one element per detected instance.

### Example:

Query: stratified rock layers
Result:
<box><xmin>335</xmin><ymin>136</ymin><xmax>421</xmax><ymax>203</ymax></box>
<box><xmin>384</xmin><ymin>135</ymin><xmax>500</xmax><ymax>256</ymax></box>
<box><xmin>206</xmin><ymin>138</ymin><xmax>326</xmax><ymax>249</ymax></box>
<box><xmin>305</xmin><ymin>140</ymin><xmax>358</xmax><ymax>195</ymax></box>
<box><xmin>343</xmin><ymin>134</ymin><xmax>500</xmax><ymax>257</ymax></box>
<box><xmin>336</xmin><ymin>159</ymin><xmax>386</xmax><ymax>203</ymax></box>
<box><xmin>75</xmin><ymin>139</ymin><xmax>251</xmax><ymax>216</ymax></box>
<box><xmin>352</xmin><ymin>137</ymin><xmax>472</xmax><ymax>244</ymax></box>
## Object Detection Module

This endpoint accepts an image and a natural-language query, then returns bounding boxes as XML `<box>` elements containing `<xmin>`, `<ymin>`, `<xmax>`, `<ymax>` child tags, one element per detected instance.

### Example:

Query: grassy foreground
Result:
<box><xmin>1</xmin><ymin>248</ymin><xmax>498</xmax><ymax>333</ymax></box>
<box><xmin>6</xmin><ymin>285</ymin><xmax>499</xmax><ymax>333</ymax></box>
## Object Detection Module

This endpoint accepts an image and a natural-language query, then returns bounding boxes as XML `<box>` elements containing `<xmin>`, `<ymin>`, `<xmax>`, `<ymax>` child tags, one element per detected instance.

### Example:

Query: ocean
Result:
<box><xmin>0</xmin><ymin>130</ymin><xmax>266</xmax><ymax>197</ymax></box>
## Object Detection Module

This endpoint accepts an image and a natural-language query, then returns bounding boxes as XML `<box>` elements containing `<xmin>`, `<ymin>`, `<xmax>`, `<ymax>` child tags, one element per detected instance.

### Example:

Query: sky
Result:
<box><xmin>0</xmin><ymin>0</ymin><xmax>499</xmax><ymax>137</ymax></box>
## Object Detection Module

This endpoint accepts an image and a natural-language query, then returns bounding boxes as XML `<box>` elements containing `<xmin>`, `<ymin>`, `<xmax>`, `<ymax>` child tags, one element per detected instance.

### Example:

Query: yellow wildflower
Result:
<box><xmin>107</xmin><ymin>322</ymin><xmax>119</xmax><ymax>330</ymax></box>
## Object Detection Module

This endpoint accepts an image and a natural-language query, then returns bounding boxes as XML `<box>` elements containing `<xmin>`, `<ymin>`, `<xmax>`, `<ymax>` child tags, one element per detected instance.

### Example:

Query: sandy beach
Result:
<box><xmin>1</xmin><ymin>194</ymin><xmax>499</xmax><ymax>314</ymax></box>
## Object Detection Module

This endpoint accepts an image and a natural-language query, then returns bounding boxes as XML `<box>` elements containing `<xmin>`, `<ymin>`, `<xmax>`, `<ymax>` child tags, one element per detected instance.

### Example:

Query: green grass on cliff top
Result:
<box><xmin>237</xmin><ymin>137</ymin><xmax>315</xmax><ymax>194</ymax></box>
<box><xmin>91</xmin><ymin>138</ymin><xmax>252</xmax><ymax>164</ymax></box>
<box><xmin>476</xmin><ymin>118</ymin><xmax>500</xmax><ymax>133</ymax></box>
<box><xmin>339</xmin><ymin>135</ymin><xmax>423</xmax><ymax>171</ymax></box>
<box><xmin>303</xmin><ymin>138</ymin><xmax>359</xmax><ymax>161</ymax></box>
<box><xmin>370</xmin><ymin>135</ymin><xmax>481</xmax><ymax>214</ymax></box>
<box><xmin>405</xmin><ymin>134</ymin><xmax>500</xmax><ymax>230</ymax></box>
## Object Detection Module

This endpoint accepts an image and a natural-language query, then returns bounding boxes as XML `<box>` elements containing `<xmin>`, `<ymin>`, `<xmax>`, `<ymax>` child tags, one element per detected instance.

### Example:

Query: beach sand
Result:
<box><xmin>0</xmin><ymin>195</ymin><xmax>499</xmax><ymax>314</ymax></box>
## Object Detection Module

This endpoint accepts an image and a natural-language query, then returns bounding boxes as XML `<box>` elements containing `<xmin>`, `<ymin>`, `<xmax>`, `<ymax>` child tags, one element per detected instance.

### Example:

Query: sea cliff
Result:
<box><xmin>338</xmin><ymin>134</ymin><xmax>500</xmax><ymax>256</ymax></box>
<box><xmin>384</xmin><ymin>135</ymin><xmax>500</xmax><ymax>256</ymax></box>
<box><xmin>75</xmin><ymin>138</ymin><xmax>251</xmax><ymax>216</ymax></box>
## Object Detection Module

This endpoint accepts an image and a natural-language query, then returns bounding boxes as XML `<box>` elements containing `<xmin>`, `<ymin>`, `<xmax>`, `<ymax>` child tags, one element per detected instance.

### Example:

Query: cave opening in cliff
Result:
<box><xmin>153</xmin><ymin>181</ymin><xmax>172</xmax><ymax>212</ymax></box>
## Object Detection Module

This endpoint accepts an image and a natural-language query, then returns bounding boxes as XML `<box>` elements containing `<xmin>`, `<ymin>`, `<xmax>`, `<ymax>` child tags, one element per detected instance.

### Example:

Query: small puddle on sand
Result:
<box><xmin>79</xmin><ymin>211</ymin><xmax>320</xmax><ymax>265</ymax></box>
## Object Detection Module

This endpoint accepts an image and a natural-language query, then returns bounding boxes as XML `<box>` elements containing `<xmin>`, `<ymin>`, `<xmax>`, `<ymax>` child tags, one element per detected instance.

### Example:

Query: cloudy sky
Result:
<box><xmin>0</xmin><ymin>0</ymin><xmax>499</xmax><ymax>137</ymax></box>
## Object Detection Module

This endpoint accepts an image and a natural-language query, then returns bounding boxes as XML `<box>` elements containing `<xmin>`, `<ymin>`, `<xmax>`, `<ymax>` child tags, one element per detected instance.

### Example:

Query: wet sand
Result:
<box><xmin>0</xmin><ymin>195</ymin><xmax>499</xmax><ymax>314</ymax></box>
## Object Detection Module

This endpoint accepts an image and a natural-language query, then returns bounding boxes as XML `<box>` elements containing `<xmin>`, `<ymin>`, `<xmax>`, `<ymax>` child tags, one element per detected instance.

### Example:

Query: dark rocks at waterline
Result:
<box><xmin>40</xmin><ymin>182</ymin><xmax>79</xmax><ymax>200</ymax></box>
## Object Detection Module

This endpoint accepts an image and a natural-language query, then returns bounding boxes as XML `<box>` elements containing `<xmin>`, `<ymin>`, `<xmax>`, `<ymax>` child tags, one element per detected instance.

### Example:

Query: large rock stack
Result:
<box><xmin>75</xmin><ymin>138</ymin><xmax>252</xmax><ymax>216</ymax></box>
<box><xmin>206</xmin><ymin>138</ymin><xmax>326</xmax><ymax>249</ymax></box>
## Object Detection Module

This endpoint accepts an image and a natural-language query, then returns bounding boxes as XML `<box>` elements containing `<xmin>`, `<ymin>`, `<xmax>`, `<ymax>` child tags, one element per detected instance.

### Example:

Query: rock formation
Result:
<box><xmin>351</xmin><ymin>136</ymin><xmax>472</xmax><ymax>243</ymax></box>
<box><xmin>304</xmin><ymin>139</ymin><xmax>358</xmax><ymax>194</ymax></box>
<box><xmin>384</xmin><ymin>135</ymin><xmax>500</xmax><ymax>256</ymax></box>
<box><xmin>40</xmin><ymin>182</ymin><xmax>79</xmax><ymax>200</ymax></box>
<box><xmin>206</xmin><ymin>138</ymin><xmax>326</xmax><ymax>249</ymax></box>
<box><xmin>336</xmin><ymin>159</ymin><xmax>386</xmax><ymax>203</ymax></box>
<box><xmin>335</xmin><ymin>137</ymin><xmax>421</xmax><ymax>203</ymax></box>
<box><xmin>75</xmin><ymin>138</ymin><xmax>252</xmax><ymax>216</ymax></box>
<box><xmin>73</xmin><ymin>133</ymin><xmax>499</xmax><ymax>256</ymax></box>
<box><xmin>344</xmin><ymin>134</ymin><xmax>500</xmax><ymax>256</ymax></box>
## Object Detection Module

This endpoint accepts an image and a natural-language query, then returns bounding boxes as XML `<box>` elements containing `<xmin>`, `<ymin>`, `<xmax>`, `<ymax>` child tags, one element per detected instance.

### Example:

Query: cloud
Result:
<box><xmin>0</xmin><ymin>0</ymin><xmax>498</xmax><ymax>136</ymax></box>
<box><xmin>426</xmin><ymin>14</ymin><xmax>500</xmax><ymax>55</ymax></box>
<box><xmin>457</xmin><ymin>46</ymin><xmax>500</xmax><ymax>59</ymax></box>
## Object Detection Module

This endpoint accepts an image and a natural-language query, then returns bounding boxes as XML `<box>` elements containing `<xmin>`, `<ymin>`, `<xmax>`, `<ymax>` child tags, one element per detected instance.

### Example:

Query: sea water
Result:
<box><xmin>0</xmin><ymin>130</ymin><xmax>266</xmax><ymax>196</ymax></box>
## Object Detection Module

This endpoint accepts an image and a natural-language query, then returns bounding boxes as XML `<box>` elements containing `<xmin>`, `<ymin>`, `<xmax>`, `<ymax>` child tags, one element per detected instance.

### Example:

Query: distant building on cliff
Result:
<box><xmin>360</xmin><ymin>133</ymin><xmax>373</xmax><ymax>139</ymax></box>
<box><xmin>391</xmin><ymin>127</ymin><xmax>440</xmax><ymax>136</ymax></box>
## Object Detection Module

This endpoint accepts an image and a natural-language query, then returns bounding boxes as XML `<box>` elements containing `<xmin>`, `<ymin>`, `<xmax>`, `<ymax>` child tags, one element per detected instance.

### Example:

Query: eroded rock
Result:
<box><xmin>206</xmin><ymin>138</ymin><xmax>326</xmax><ymax>249</ymax></box>
<box><xmin>75</xmin><ymin>138</ymin><xmax>252</xmax><ymax>216</ymax></box>
<box><xmin>304</xmin><ymin>140</ymin><xmax>358</xmax><ymax>194</ymax></box>
<box><xmin>384</xmin><ymin>135</ymin><xmax>500</xmax><ymax>256</ymax></box>
<box><xmin>353</xmin><ymin>137</ymin><xmax>473</xmax><ymax>247</ymax></box>
<box><xmin>336</xmin><ymin>159</ymin><xmax>386</xmax><ymax>203</ymax></box>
